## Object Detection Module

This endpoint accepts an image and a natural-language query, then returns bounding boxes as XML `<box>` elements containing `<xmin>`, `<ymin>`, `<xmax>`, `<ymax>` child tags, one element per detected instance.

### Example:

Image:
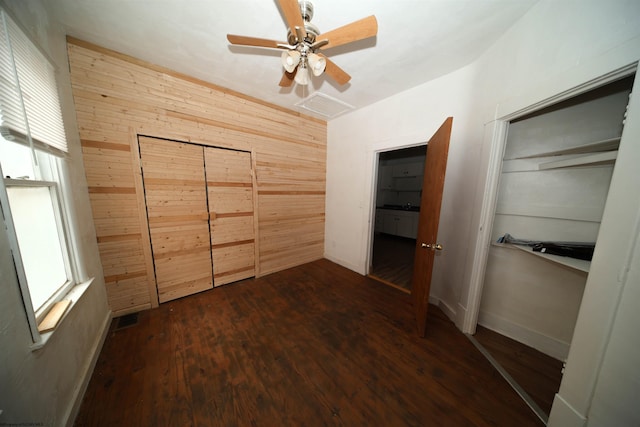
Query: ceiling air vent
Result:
<box><xmin>295</xmin><ymin>92</ymin><xmax>354</xmax><ymax>119</ymax></box>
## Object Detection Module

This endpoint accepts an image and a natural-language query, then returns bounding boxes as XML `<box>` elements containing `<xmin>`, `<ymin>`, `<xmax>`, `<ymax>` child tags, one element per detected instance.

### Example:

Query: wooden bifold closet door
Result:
<box><xmin>139</xmin><ymin>136</ymin><xmax>255</xmax><ymax>303</ymax></box>
<box><xmin>204</xmin><ymin>147</ymin><xmax>255</xmax><ymax>286</ymax></box>
<box><xmin>139</xmin><ymin>136</ymin><xmax>213</xmax><ymax>303</ymax></box>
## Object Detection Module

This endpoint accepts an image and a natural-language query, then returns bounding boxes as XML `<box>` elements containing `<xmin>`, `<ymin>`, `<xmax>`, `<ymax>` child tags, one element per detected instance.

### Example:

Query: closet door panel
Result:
<box><xmin>204</xmin><ymin>147</ymin><xmax>256</xmax><ymax>286</ymax></box>
<box><xmin>211</xmin><ymin>242</ymin><xmax>255</xmax><ymax>285</ymax></box>
<box><xmin>211</xmin><ymin>216</ymin><xmax>255</xmax><ymax>242</ymax></box>
<box><xmin>208</xmin><ymin>187</ymin><xmax>254</xmax><ymax>213</ymax></box>
<box><xmin>153</xmin><ymin>251</ymin><xmax>212</xmax><ymax>299</ymax></box>
<box><xmin>139</xmin><ymin>136</ymin><xmax>213</xmax><ymax>303</ymax></box>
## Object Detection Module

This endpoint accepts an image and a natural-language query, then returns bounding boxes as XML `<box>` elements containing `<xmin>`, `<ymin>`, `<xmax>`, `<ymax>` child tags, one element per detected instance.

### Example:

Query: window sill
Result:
<box><xmin>30</xmin><ymin>277</ymin><xmax>95</xmax><ymax>351</ymax></box>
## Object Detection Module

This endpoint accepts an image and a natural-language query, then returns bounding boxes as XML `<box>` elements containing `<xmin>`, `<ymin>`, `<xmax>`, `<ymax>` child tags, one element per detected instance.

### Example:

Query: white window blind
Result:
<box><xmin>0</xmin><ymin>9</ymin><xmax>67</xmax><ymax>156</ymax></box>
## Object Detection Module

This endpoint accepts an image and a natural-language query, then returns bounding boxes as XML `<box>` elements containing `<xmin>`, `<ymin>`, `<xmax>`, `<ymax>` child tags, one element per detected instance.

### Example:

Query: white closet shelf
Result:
<box><xmin>538</xmin><ymin>150</ymin><xmax>618</xmax><ymax>170</ymax></box>
<box><xmin>493</xmin><ymin>242</ymin><xmax>591</xmax><ymax>273</ymax></box>
<box><xmin>512</xmin><ymin>137</ymin><xmax>621</xmax><ymax>160</ymax></box>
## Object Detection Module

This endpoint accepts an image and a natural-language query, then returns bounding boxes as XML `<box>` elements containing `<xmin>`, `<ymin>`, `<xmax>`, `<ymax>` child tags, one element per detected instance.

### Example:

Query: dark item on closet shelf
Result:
<box><xmin>531</xmin><ymin>242</ymin><xmax>595</xmax><ymax>261</ymax></box>
<box><xmin>497</xmin><ymin>233</ymin><xmax>595</xmax><ymax>261</ymax></box>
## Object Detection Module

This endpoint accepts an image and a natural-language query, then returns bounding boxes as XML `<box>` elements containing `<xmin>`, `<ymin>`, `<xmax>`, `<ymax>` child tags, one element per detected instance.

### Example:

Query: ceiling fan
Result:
<box><xmin>226</xmin><ymin>0</ymin><xmax>377</xmax><ymax>87</ymax></box>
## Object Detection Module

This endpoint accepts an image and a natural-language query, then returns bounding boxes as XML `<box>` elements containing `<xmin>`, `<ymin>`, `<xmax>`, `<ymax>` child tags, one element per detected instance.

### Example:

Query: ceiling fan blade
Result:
<box><xmin>321</xmin><ymin>55</ymin><xmax>351</xmax><ymax>85</ymax></box>
<box><xmin>227</xmin><ymin>34</ymin><xmax>285</xmax><ymax>49</ymax></box>
<box><xmin>278</xmin><ymin>0</ymin><xmax>306</xmax><ymax>41</ymax></box>
<box><xmin>279</xmin><ymin>69</ymin><xmax>297</xmax><ymax>87</ymax></box>
<box><xmin>316</xmin><ymin>15</ymin><xmax>378</xmax><ymax>50</ymax></box>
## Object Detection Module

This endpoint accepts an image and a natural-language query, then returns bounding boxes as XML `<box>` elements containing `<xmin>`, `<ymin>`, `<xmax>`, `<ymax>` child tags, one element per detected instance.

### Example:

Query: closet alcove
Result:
<box><xmin>474</xmin><ymin>75</ymin><xmax>635</xmax><ymax>419</ymax></box>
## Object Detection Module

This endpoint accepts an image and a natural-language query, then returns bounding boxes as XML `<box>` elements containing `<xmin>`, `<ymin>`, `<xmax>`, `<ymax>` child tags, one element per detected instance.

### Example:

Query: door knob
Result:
<box><xmin>421</xmin><ymin>243</ymin><xmax>443</xmax><ymax>250</ymax></box>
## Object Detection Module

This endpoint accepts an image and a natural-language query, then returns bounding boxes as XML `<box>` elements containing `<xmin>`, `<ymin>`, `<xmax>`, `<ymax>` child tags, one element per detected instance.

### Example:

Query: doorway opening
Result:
<box><xmin>368</xmin><ymin>145</ymin><xmax>426</xmax><ymax>293</ymax></box>
<box><xmin>470</xmin><ymin>74</ymin><xmax>635</xmax><ymax>423</ymax></box>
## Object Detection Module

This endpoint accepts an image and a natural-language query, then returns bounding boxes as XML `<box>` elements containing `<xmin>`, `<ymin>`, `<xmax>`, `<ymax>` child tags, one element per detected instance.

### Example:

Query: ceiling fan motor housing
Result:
<box><xmin>286</xmin><ymin>1</ymin><xmax>320</xmax><ymax>45</ymax></box>
<box><xmin>299</xmin><ymin>0</ymin><xmax>314</xmax><ymax>21</ymax></box>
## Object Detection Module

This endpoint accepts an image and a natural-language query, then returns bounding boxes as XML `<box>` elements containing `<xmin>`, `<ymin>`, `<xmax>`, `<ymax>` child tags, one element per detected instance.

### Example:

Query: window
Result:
<box><xmin>0</xmin><ymin>8</ymin><xmax>78</xmax><ymax>345</ymax></box>
<box><xmin>1</xmin><ymin>145</ymin><xmax>73</xmax><ymax>312</ymax></box>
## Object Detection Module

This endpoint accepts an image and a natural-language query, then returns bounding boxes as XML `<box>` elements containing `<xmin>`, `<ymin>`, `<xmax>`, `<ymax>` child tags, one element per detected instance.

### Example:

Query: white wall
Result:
<box><xmin>0</xmin><ymin>1</ymin><xmax>110</xmax><ymax>425</ymax></box>
<box><xmin>325</xmin><ymin>0</ymin><xmax>640</xmax><ymax>424</ymax></box>
<box><xmin>326</xmin><ymin>63</ymin><xmax>478</xmax><ymax>312</ymax></box>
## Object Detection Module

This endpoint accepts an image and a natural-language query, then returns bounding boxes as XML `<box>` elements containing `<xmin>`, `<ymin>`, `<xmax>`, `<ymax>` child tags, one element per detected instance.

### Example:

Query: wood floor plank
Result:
<box><xmin>474</xmin><ymin>325</ymin><xmax>564</xmax><ymax>416</ymax></box>
<box><xmin>369</xmin><ymin>233</ymin><xmax>415</xmax><ymax>291</ymax></box>
<box><xmin>75</xmin><ymin>259</ymin><xmax>542</xmax><ymax>426</ymax></box>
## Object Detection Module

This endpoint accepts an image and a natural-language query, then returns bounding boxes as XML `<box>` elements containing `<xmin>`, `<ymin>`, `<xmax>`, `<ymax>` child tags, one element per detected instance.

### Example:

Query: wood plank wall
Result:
<box><xmin>67</xmin><ymin>37</ymin><xmax>327</xmax><ymax>316</ymax></box>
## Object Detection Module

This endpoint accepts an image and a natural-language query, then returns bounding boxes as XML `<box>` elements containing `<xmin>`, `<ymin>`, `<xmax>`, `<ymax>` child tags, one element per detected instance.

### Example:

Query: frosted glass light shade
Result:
<box><xmin>307</xmin><ymin>53</ymin><xmax>326</xmax><ymax>76</ymax></box>
<box><xmin>294</xmin><ymin>66</ymin><xmax>310</xmax><ymax>85</ymax></box>
<box><xmin>281</xmin><ymin>51</ymin><xmax>301</xmax><ymax>73</ymax></box>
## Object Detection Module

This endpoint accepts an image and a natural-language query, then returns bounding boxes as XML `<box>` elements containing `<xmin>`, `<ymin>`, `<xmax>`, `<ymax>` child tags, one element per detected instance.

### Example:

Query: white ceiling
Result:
<box><xmin>51</xmin><ymin>0</ymin><xmax>538</xmax><ymax>119</ymax></box>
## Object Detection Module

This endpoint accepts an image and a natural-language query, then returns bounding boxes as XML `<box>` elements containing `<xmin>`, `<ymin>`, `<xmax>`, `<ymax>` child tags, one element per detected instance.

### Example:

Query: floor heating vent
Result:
<box><xmin>114</xmin><ymin>312</ymin><xmax>139</xmax><ymax>330</ymax></box>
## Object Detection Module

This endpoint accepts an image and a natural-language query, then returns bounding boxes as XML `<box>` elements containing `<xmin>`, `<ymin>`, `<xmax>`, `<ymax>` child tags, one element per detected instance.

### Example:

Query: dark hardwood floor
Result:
<box><xmin>369</xmin><ymin>233</ymin><xmax>561</xmax><ymax>418</ymax></box>
<box><xmin>474</xmin><ymin>326</ymin><xmax>564</xmax><ymax>416</ymax></box>
<box><xmin>75</xmin><ymin>259</ymin><xmax>542</xmax><ymax>426</ymax></box>
<box><xmin>369</xmin><ymin>233</ymin><xmax>415</xmax><ymax>292</ymax></box>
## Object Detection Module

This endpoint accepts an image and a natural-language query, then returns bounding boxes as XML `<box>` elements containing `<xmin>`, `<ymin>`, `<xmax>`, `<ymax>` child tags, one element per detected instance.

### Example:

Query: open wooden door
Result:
<box><xmin>204</xmin><ymin>147</ymin><xmax>256</xmax><ymax>286</ymax></box>
<box><xmin>139</xmin><ymin>136</ymin><xmax>213</xmax><ymax>303</ymax></box>
<box><xmin>411</xmin><ymin>117</ymin><xmax>453</xmax><ymax>336</ymax></box>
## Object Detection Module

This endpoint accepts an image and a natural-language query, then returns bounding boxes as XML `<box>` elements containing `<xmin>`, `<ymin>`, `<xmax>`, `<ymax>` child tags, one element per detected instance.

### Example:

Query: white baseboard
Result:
<box><xmin>439</xmin><ymin>299</ymin><xmax>457</xmax><ymax>323</ymax></box>
<box><xmin>548</xmin><ymin>394</ymin><xmax>587</xmax><ymax>427</ymax></box>
<box><xmin>478</xmin><ymin>310</ymin><xmax>570</xmax><ymax>361</ymax></box>
<box><xmin>323</xmin><ymin>254</ymin><xmax>366</xmax><ymax>275</ymax></box>
<box><xmin>429</xmin><ymin>295</ymin><xmax>457</xmax><ymax>323</ymax></box>
<box><xmin>64</xmin><ymin>309</ymin><xmax>112</xmax><ymax>427</ymax></box>
<box><xmin>455</xmin><ymin>303</ymin><xmax>467</xmax><ymax>331</ymax></box>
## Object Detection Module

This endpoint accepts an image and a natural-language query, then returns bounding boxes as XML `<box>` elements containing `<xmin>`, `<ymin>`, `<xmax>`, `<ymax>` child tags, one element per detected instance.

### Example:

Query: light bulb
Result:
<box><xmin>281</xmin><ymin>51</ymin><xmax>300</xmax><ymax>73</ymax></box>
<box><xmin>307</xmin><ymin>53</ymin><xmax>326</xmax><ymax>77</ymax></box>
<box><xmin>294</xmin><ymin>65</ymin><xmax>310</xmax><ymax>85</ymax></box>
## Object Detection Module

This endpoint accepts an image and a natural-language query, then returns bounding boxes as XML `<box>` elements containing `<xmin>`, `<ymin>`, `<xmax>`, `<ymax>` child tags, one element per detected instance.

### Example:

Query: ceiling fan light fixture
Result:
<box><xmin>227</xmin><ymin>0</ymin><xmax>378</xmax><ymax>88</ymax></box>
<box><xmin>281</xmin><ymin>50</ymin><xmax>301</xmax><ymax>73</ymax></box>
<box><xmin>307</xmin><ymin>53</ymin><xmax>326</xmax><ymax>76</ymax></box>
<box><xmin>294</xmin><ymin>63</ymin><xmax>310</xmax><ymax>85</ymax></box>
